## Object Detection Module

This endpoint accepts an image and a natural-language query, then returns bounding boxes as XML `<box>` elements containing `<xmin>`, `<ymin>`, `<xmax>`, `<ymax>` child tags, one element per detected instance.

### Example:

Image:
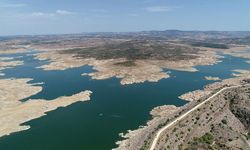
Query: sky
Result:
<box><xmin>0</xmin><ymin>0</ymin><xmax>250</xmax><ymax>35</ymax></box>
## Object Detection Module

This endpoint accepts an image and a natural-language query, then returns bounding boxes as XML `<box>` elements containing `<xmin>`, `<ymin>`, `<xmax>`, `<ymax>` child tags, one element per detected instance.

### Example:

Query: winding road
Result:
<box><xmin>149</xmin><ymin>84</ymin><xmax>247</xmax><ymax>150</ymax></box>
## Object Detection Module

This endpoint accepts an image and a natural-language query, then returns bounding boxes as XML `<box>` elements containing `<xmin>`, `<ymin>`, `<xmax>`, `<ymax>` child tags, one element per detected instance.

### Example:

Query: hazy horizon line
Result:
<box><xmin>1</xmin><ymin>29</ymin><xmax>250</xmax><ymax>37</ymax></box>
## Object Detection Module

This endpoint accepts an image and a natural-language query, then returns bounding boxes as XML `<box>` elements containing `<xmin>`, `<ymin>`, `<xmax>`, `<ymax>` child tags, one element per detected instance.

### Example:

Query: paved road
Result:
<box><xmin>149</xmin><ymin>84</ymin><xmax>247</xmax><ymax>150</ymax></box>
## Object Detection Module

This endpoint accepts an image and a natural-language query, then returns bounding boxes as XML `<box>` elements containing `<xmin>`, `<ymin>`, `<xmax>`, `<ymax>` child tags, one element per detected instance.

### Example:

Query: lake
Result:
<box><xmin>0</xmin><ymin>51</ymin><xmax>249</xmax><ymax>150</ymax></box>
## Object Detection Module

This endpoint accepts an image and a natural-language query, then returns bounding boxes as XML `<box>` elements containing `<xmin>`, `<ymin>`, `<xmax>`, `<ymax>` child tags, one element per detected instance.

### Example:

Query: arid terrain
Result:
<box><xmin>0</xmin><ymin>78</ymin><xmax>92</xmax><ymax>137</ymax></box>
<box><xmin>115</xmin><ymin>71</ymin><xmax>250</xmax><ymax>150</ymax></box>
<box><xmin>0</xmin><ymin>31</ymin><xmax>250</xmax><ymax>149</ymax></box>
<box><xmin>1</xmin><ymin>31</ymin><xmax>249</xmax><ymax>84</ymax></box>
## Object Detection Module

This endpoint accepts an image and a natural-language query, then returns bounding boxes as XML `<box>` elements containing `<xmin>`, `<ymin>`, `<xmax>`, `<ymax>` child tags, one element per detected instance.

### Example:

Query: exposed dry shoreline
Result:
<box><xmin>222</xmin><ymin>46</ymin><xmax>250</xmax><ymax>60</ymax></box>
<box><xmin>29</xmin><ymin>43</ymin><xmax>250</xmax><ymax>85</ymax></box>
<box><xmin>0</xmin><ymin>60</ymin><xmax>24</xmax><ymax>69</ymax></box>
<box><xmin>205</xmin><ymin>76</ymin><xmax>221</xmax><ymax>81</ymax></box>
<box><xmin>0</xmin><ymin>42</ymin><xmax>30</xmax><ymax>55</ymax></box>
<box><xmin>0</xmin><ymin>78</ymin><xmax>92</xmax><ymax>137</ymax></box>
<box><xmin>0</xmin><ymin>56</ymin><xmax>24</xmax><ymax>76</ymax></box>
<box><xmin>233</xmin><ymin>69</ymin><xmax>250</xmax><ymax>77</ymax></box>
<box><xmin>32</xmin><ymin>48</ymin><xmax>220</xmax><ymax>85</ymax></box>
<box><xmin>0</xmin><ymin>48</ymin><xmax>29</xmax><ymax>55</ymax></box>
<box><xmin>115</xmin><ymin>105</ymin><xmax>179</xmax><ymax>150</ymax></box>
<box><xmin>114</xmin><ymin>70</ymin><xmax>250</xmax><ymax>150</ymax></box>
<box><xmin>179</xmin><ymin>70</ymin><xmax>250</xmax><ymax>102</ymax></box>
<box><xmin>1</xmin><ymin>37</ymin><xmax>249</xmax><ymax>148</ymax></box>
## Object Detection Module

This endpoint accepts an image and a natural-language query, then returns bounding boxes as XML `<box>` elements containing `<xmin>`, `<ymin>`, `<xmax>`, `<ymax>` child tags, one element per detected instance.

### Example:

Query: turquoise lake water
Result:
<box><xmin>0</xmin><ymin>51</ymin><xmax>249</xmax><ymax>150</ymax></box>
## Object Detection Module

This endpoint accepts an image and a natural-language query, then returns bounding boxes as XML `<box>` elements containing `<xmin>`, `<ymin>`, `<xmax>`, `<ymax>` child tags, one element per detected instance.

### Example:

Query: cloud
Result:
<box><xmin>145</xmin><ymin>6</ymin><xmax>179</xmax><ymax>12</ymax></box>
<box><xmin>31</xmin><ymin>10</ymin><xmax>75</xmax><ymax>17</ymax></box>
<box><xmin>31</xmin><ymin>12</ymin><xmax>55</xmax><ymax>17</ymax></box>
<box><xmin>56</xmin><ymin>10</ymin><xmax>74</xmax><ymax>15</ymax></box>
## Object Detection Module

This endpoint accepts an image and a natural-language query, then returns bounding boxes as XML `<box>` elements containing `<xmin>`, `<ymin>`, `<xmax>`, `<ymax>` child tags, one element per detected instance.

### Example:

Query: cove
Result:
<box><xmin>0</xmin><ymin>52</ymin><xmax>249</xmax><ymax>150</ymax></box>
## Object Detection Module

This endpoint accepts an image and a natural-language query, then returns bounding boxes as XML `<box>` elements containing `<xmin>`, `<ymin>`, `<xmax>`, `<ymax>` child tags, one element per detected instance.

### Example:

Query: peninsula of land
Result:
<box><xmin>1</xmin><ymin>31</ymin><xmax>250</xmax><ymax>85</ymax></box>
<box><xmin>1</xmin><ymin>30</ymin><xmax>250</xmax><ymax>148</ymax></box>
<box><xmin>0</xmin><ymin>78</ymin><xmax>92</xmax><ymax>137</ymax></box>
<box><xmin>115</xmin><ymin>71</ymin><xmax>250</xmax><ymax>150</ymax></box>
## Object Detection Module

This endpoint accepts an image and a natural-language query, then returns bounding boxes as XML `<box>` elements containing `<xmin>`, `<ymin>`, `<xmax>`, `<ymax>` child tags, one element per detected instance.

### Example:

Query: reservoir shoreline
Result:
<box><xmin>0</xmin><ymin>48</ymin><xmax>249</xmax><ymax>150</ymax></box>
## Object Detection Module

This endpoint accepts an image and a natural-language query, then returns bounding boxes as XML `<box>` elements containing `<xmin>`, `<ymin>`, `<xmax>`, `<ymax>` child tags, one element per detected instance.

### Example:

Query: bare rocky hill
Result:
<box><xmin>115</xmin><ymin>77</ymin><xmax>250</xmax><ymax>150</ymax></box>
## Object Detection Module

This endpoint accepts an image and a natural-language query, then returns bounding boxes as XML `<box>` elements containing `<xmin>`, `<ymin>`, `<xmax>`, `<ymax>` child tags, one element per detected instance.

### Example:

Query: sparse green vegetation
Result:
<box><xmin>196</xmin><ymin>133</ymin><xmax>214</xmax><ymax>145</ymax></box>
<box><xmin>191</xmin><ymin>42</ymin><xmax>229</xmax><ymax>49</ymax></box>
<box><xmin>62</xmin><ymin>40</ymin><xmax>200</xmax><ymax>61</ymax></box>
<box><xmin>221</xmin><ymin>119</ymin><xmax>227</xmax><ymax>125</ymax></box>
<box><xmin>246</xmin><ymin>132</ymin><xmax>250</xmax><ymax>140</ymax></box>
<box><xmin>173</xmin><ymin>128</ymin><xmax>178</xmax><ymax>132</ymax></box>
<box><xmin>114</xmin><ymin>60</ymin><xmax>136</xmax><ymax>67</ymax></box>
<box><xmin>178</xmin><ymin>144</ymin><xmax>184</xmax><ymax>150</ymax></box>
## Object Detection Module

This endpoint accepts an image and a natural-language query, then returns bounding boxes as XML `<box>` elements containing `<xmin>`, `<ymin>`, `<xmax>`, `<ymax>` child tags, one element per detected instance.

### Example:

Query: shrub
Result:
<box><xmin>173</xmin><ymin>128</ymin><xmax>178</xmax><ymax>132</ymax></box>
<box><xmin>247</xmin><ymin>132</ymin><xmax>250</xmax><ymax>140</ymax></box>
<box><xmin>221</xmin><ymin>119</ymin><xmax>227</xmax><ymax>125</ymax></box>
<box><xmin>197</xmin><ymin>133</ymin><xmax>214</xmax><ymax>145</ymax></box>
